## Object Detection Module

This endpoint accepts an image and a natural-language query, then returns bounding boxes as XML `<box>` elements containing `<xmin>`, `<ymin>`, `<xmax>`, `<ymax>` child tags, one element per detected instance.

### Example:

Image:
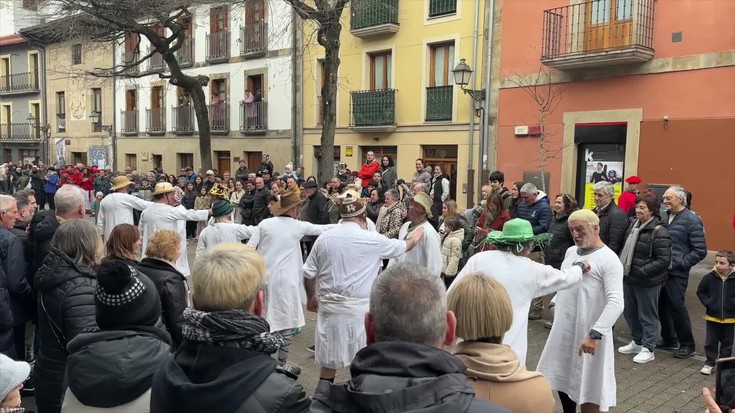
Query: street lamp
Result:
<box><xmin>452</xmin><ymin>58</ymin><xmax>486</xmax><ymax>103</ymax></box>
<box><xmin>27</xmin><ymin>113</ymin><xmax>50</xmax><ymax>165</ymax></box>
<box><xmin>89</xmin><ymin>111</ymin><xmax>113</xmax><ymax>133</ymax></box>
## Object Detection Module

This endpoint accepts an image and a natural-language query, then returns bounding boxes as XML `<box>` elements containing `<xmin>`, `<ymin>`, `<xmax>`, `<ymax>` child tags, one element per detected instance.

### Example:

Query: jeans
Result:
<box><xmin>624</xmin><ymin>283</ymin><xmax>661</xmax><ymax>350</ymax></box>
<box><xmin>704</xmin><ymin>321</ymin><xmax>734</xmax><ymax>366</ymax></box>
<box><xmin>659</xmin><ymin>276</ymin><xmax>695</xmax><ymax>347</ymax></box>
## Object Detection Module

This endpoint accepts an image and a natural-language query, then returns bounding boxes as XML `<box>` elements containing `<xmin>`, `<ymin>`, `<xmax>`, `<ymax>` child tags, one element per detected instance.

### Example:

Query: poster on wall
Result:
<box><xmin>55</xmin><ymin>138</ymin><xmax>66</xmax><ymax>166</ymax></box>
<box><xmin>584</xmin><ymin>160</ymin><xmax>624</xmax><ymax>210</ymax></box>
<box><xmin>88</xmin><ymin>146</ymin><xmax>108</xmax><ymax>169</ymax></box>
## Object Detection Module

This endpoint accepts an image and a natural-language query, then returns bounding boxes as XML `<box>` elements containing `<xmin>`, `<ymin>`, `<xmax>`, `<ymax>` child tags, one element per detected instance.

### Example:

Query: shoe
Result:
<box><xmin>281</xmin><ymin>363</ymin><xmax>301</xmax><ymax>376</ymax></box>
<box><xmin>633</xmin><ymin>348</ymin><xmax>655</xmax><ymax>364</ymax></box>
<box><xmin>618</xmin><ymin>341</ymin><xmax>643</xmax><ymax>355</ymax></box>
<box><xmin>21</xmin><ymin>376</ymin><xmax>35</xmax><ymax>397</ymax></box>
<box><xmin>673</xmin><ymin>346</ymin><xmax>695</xmax><ymax>359</ymax></box>
<box><xmin>656</xmin><ymin>340</ymin><xmax>679</xmax><ymax>350</ymax></box>
<box><xmin>544</xmin><ymin>321</ymin><xmax>553</xmax><ymax>329</ymax></box>
<box><xmin>308</xmin><ymin>344</ymin><xmax>315</xmax><ymax>353</ymax></box>
<box><xmin>701</xmin><ymin>364</ymin><xmax>714</xmax><ymax>375</ymax></box>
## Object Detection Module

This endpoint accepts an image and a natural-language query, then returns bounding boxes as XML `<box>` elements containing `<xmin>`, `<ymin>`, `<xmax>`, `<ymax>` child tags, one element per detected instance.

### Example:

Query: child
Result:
<box><xmin>0</xmin><ymin>353</ymin><xmax>31</xmax><ymax>411</ymax></box>
<box><xmin>91</xmin><ymin>192</ymin><xmax>103</xmax><ymax>223</ymax></box>
<box><xmin>696</xmin><ymin>250</ymin><xmax>735</xmax><ymax>375</ymax></box>
<box><xmin>194</xmin><ymin>186</ymin><xmax>211</xmax><ymax>239</ymax></box>
<box><xmin>440</xmin><ymin>217</ymin><xmax>464</xmax><ymax>289</ymax></box>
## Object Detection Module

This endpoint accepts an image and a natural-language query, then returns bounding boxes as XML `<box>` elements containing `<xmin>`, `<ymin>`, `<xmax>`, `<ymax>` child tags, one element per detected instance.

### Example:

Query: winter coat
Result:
<box><xmin>305</xmin><ymin>190</ymin><xmax>331</xmax><ymax>225</ymax></box>
<box><xmin>151</xmin><ymin>340</ymin><xmax>310</xmax><ymax>413</ymax></box>
<box><xmin>45</xmin><ymin>173</ymin><xmax>59</xmax><ymax>193</ymax></box>
<box><xmin>239</xmin><ymin>190</ymin><xmax>256</xmax><ymax>225</ymax></box>
<box><xmin>381</xmin><ymin>166</ymin><xmax>397</xmax><ymax>189</ymax></box>
<box><xmin>376</xmin><ymin>202</ymin><xmax>404</xmax><ymax>239</ymax></box>
<box><xmin>252</xmin><ymin>187</ymin><xmax>271</xmax><ymax>223</ymax></box>
<box><xmin>93</xmin><ymin>176</ymin><xmax>111</xmax><ymax>195</ymax></box>
<box><xmin>235</xmin><ymin>166</ymin><xmax>249</xmax><ymax>183</ymax></box>
<box><xmin>358</xmin><ymin>161</ymin><xmax>380</xmax><ymax>189</ymax></box>
<box><xmin>412</xmin><ymin>166</ymin><xmax>433</xmax><ymax>191</ymax></box>
<box><xmin>442</xmin><ymin>229</ymin><xmax>465</xmax><ymax>276</ymax></box>
<box><xmin>515</xmin><ymin>192</ymin><xmax>552</xmax><ymax>235</ymax></box>
<box><xmin>181</xmin><ymin>192</ymin><xmax>196</xmax><ymax>210</ymax></box>
<box><xmin>545</xmin><ymin>213</ymin><xmax>574</xmax><ymax>270</ymax></box>
<box><xmin>62</xmin><ymin>327</ymin><xmax>171</xmax><ymax>413</ymax></box>
<box><xmin>617</xmin><ymin>190</ymin><xmax>637</xmax><ymax>214</ymax></box>
<box><xmin>367</xmin><ymin>202</ymin><xmax>383</xmax><ymax>224</ymax></box>
<box><xmin>475</xmin><ymin>210</ymin><xmax>511</xmax><ymax>252</ymax></box>
<box><xmin>311</xmin><ymin>341</ymin><xmax>510</xmax><ymax>413</ymax></box>
<box><xmin>30</xmin><ymin>172</ymin><xmax>45</xmax><ymax>193</ymax></box>
<box><xmin>27</xmin><ymin>210</ymin><xmax>60</xmax><ymax>285</ymax></box>
<box><xmin>0</xmin><ymin>227</ymin><xmax>33</xmax><ymax>326</ymax></box>
<box><xmin>594</xmin><ymin>201</ymin><xmax>628</xmax><ymax>255</ymax></box>
<box><xmin>136</xmin><ymin>258</ymin><xmax>188</xmax><ymax>349</ymax></box>
<box><xmin>697</xmin><ymin>270</ymin><xmax>735</xmax><ymax>321</ymax></box>
<box><xmin>32</xmin><ymin>247</ymin><xmax>97</xmax><ymax>413</ymax></box>
<box><xmin>494</xmin><ymin>188</ymin><xmax>514</xmax><ymax>212</ymax></box>
<box><xmin>0</xmin><ymin>250</ymin><xmax>13</xmax><ymax>357</ymax></box>
<box><xmin>664</xmin><ymin>208</ymin><xmax>707</xmax><ymax>278</ymax></box>
<box><xmin>622</xmin><ymin>217</ymin><xmax>672</xmax><ymax>288</ymax></box>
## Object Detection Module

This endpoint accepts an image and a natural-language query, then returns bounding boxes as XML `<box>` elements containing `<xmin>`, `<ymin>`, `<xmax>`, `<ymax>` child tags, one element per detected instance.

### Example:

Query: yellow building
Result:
<box><xmin>301</xmin><ymin>0</ymin><xmax>489</xmax><ymax>208</ymax></box>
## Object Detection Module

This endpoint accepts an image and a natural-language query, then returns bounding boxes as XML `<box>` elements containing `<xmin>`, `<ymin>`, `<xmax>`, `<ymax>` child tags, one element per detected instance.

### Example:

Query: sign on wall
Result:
<box><xmin>583</xmin><ymin>149</ymin><xmax>623</xmax><ymax>209</ymax></box>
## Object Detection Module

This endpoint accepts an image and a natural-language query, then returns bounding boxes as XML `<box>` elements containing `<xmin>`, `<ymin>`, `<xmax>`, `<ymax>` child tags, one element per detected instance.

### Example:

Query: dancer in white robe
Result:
<box><xmin>97</xmin><ymin>176</ymin><xmax>152</xmax><ymax>241</ymax></box>
<box><xmin>387</xmin><ymin>192</ymin><xmax>442</xmax><ymax>276</ymax></box>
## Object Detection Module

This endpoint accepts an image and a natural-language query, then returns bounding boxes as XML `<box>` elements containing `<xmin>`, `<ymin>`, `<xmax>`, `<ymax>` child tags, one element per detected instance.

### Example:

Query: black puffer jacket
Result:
<box><xmin>136</xmin><ymin>258</ymin><xmax>188</xmax><ymax>349</ymax></box>
<box><xmin>0</xmin><ymin>226</ymin><xmax>33</xmax><ymax>326</ymax></box>
<box><xmin>622</xmin><ymin>217</ymin><xmax>672</xmax><ymax>288</ymax></box>
<box><xmin>28</xmin><ymin>209</ymin><xmax>60</xmax><ymax>284</ymax></box>
<box><xmin>251</xmin><ymin>187</ymin><xmax>271</xmax><ymax>223</ymax></box>
<box><xmin>665</xmin><ymin>208</ymin><xmax>707</xmax><ymax>278</ymax></box>
<box><xmin>32</xmin><ymin>247</ymin><xmax>97</xmax><ymax>413</ymax></box>
<box><xmin>697</xmin><ymin>270</ymin><xmax>735</xmax><ymax>320</ymax></box>
<box><xmin>239</xmin><ymin>190</ymin><xmax>255</xmax><ymax>225</ymax></box>
<box><xmin>0</xmin><ymin>254</ymin><xmax>13</xmax><ymax>357</ymax></box>
<box><xmin>595</xmin><ymin>201</ymin><xmax>628</xmax><ymax>255</ymax></box>
<box><xmin>546</xmin><ymin>213</ymin><xmax>574</xmax><ymax>270</ymax></box>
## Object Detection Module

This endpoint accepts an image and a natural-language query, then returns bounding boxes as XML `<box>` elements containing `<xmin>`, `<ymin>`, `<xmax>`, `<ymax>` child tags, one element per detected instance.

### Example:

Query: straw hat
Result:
<box><xmin>151</xmin><ymin>182</ymin><xmax>176</xmax><ymax>196</ymax></box>
<box><xmin>110</xmin><ymin>176</ymin><xmax>134</xmax><ymax>191</ymax></box>
<box><xmin>268</xmin><ymin>190</ymin><xmax>304</xmax><ymax>216</ymax></box>
<box><xmin>486</xmin><ymin>218</ymin><xmax>553</xmax><ymax>246</ymax></box>
<box><xmin>411</xmin><ymin>192</ymin><xmax>433</xmax><ymax>219</ymax></box>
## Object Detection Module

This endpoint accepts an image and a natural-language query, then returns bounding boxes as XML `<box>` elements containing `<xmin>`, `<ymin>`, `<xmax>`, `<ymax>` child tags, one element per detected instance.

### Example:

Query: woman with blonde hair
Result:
<box><xmin>448</xmin><ymin>273</ymin><xmax>555</xmax><ymax>413</ymax></box>
<box><xmin>103</xmin><ymin>223</ymin><xmax>141</xmax><ymax>266</ymax></box>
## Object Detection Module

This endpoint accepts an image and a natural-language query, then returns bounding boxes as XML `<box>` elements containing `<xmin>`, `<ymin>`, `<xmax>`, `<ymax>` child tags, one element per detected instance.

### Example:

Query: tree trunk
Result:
<box><xmin>189</xmin><ymin>86</ymin><xmax>212</xmax><ymax>171</ymax></box>
<box><xmin>317</xmin><ymin>19</ymin><xmax>342</xmax><ymax>184</ymax></box>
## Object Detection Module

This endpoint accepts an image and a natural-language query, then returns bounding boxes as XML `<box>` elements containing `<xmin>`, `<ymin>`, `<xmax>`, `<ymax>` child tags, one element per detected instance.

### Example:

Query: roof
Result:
<box><xmin>0</xmin><ymin>34</ymin><xmax>30</xmax><ymax>47</ymax></box>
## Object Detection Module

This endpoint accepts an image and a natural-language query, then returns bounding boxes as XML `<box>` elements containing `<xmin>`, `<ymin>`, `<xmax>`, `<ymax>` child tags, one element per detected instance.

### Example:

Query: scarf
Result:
<box><xmin>182</xmin><ymin>308</ymin><xmax>283</xmax><ymax>354</ymax></box>
<box><xmin>620</xmin><ymin>217</ymin><xmax>654</xmax><ymax>276</ymax></box>
<box><xmin>451</xmin><ymin>341</ymin><xmax>541</xmax><ymax>382</ymax></box>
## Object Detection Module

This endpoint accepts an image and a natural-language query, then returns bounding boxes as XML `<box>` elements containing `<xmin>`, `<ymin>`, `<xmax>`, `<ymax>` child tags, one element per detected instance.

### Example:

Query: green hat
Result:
<box><xmin>485</xmin><ymin>218</ymin><xmax>553</xmax><ymax>246</ymax></box>
<box><xmin>211</xmin><ymin>200</ymin><xmax>233</xmax><ymax>218</ymax></box>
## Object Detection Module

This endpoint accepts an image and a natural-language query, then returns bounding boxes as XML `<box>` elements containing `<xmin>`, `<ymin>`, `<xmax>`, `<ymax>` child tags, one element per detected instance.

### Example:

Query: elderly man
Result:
<box><xmin>251</xmin><ymin>177</ymin><xmax>271</xmax><ymax>224</ymax></box>
<box><xmin>592</xmin><ymin>181</ymin><xmax>628</xmax><ymax>255</ymax></box>
<box><xmin>450</xmin><ymin>218</ymin><xmax>590</xmax><ymax>365</ymax></box>
<box><xmin>151</xmin><ymin>243</ymin><xmax>310</xmax><ymax>412</ymax></box>
<box><xmin>311</xmin><ymin>262</ymin><xmax>509</xmax><ymax>413</ymax></box>
<box><xmin>388</xmin><ymin>192</ymin><xmax>442</xmax><ymax>276</ymax></box>
<box><xmin>303</xmin><ymin>192</ymin><xmax>423</xmax><ymax>383</ymax></box>
<box><xmin>10</xmin><ymin>190</ymin><xmax>36</xmax><ymax>360</ymax></box>
<box><xmin>617</xmin><ymin>175</ymin><xmax>641</xmax><ymax>215</ymax></box>
<box><xmin>537</xmin><ymin>209</ymin><xmax>624</xmax><ymax>413</ymax></box>
<box><xmin>302</xmin><ymin>180</ymin><xmax>331</xmax><ymax>255</ymax></box>
<box><xmin>97</xmin><ymin>176</ymin><xmax>153</xmax><ymax>241</ymax></box>
<box><xmin>659</xmin><ymin>185</ymin><xmax>707</xmax><ymax>359</ymax></box>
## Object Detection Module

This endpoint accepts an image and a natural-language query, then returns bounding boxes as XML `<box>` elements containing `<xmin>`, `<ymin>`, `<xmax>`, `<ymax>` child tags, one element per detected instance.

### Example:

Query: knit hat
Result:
<box><xmin>95</xmin><ymin>191</ymin><xmax>103</xmax><ymax>198</ymax></box>
<box><xmin>212</xmin><ymin>200</ymin><xmax>233</xmax><ymax>217</ymax></box>
<box><xmin>0</xmin><ymin>353</ymin><xmax>30</xmax><ymax>401</ymax></box>
<box><xmin>569</xmin><ymin>209</ymin><xmax>601</xmax><ymax>226</ymax></box>
<box><xmin>412</xmin><ymin>192</ymin><xmax>434</xmax><ymax>219</ymax></box>
<box><xmin>95</xmin><ymin>261</ymin><xmax>161</xmax><ymax>329</ymax></box>
<box><xmin>338</xmin><ymin>190</ymin><xmax>367</xmax><ymax>218</ymax></box>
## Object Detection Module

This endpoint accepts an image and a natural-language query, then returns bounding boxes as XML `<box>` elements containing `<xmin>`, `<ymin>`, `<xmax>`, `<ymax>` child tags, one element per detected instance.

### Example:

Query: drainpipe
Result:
<box><xmin>111</xmin><ymin>40</ymin><xmax>117</xmax><ymax>171</ymax></box>
<box><xmin>466</xmin><ymin>0</ymin><xmax>480</xmax><ymax>208</ymax></box>
<box><xmin>482</xmin><ymin>0</ymin><xmax>496</xmax><ymax>183</ymax></box>
<box><xmin>291</xmin><ymin>9</ymin><xmax>303</xmax><ymax>169</ymax></box>
<box><xmin>39</xmin><ymin>43</ymin><xmax>48</xmax><ymax>165</ymax></box>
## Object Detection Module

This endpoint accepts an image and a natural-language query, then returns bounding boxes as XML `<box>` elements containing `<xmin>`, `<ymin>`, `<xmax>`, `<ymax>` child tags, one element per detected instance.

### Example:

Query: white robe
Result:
<box><xmin>96</xmin><ymin>192</ymin><xmax>153</xmax><ymax>240</ymax></box>
<box><xmin>537</xmin><ymin>245</ymin><xmax>624</xmax><ymax>412</ymax></box>
<box><xmin>196</xmin><ymin>222</ymin><xmax>257</xmax><ymax>258</ymax></box>
<box><xmin>388</xmin><ymin>220</ymin><xmax>442</xmax><ymax>276</ymax></box>
<box><xmin>303</xmin><ymin>221</ymin><xmax>406</xmax><ymax>369</ymax></box>
<box><xmin>247</xmin><ymin>216</ymin><xmax>333</xmax><ymax>332</ymax></box>
<box><xmin>139</xmin><ymin>203</ymin><xmax>209</xmax><ymax>278</ymax></box>
<box><xmin>450</xmin><ymin>249</ymin><xmax>583</xmax><ymax>366</ymax></box>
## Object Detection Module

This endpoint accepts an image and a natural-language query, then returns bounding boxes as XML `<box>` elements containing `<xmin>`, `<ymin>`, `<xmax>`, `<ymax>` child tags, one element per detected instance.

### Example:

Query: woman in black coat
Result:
<box><xmin>33</xmin><ymin>220</ymin><xmax>100</xmax><ymax>413</ymax></box>
<box><xmin>545</xmin><ymin>193</ymin><xmax>578</xmax><ymax>270</ymax></box>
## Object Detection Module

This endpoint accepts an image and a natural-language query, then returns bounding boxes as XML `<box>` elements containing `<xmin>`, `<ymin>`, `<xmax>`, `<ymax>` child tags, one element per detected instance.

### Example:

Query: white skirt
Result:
<box><xmin>315</xmin><ymin>295</ymin><xmax>369</xmax><ymax>369</ymax></box>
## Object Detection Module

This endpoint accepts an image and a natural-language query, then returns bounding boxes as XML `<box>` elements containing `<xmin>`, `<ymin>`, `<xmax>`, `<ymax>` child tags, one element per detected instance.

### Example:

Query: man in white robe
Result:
<box><xmin>139</xmin><ymin>182</ymin><xmax>210</xmax><ymax>278</ymax></box>
<box><xmin>196</xmin><ymin>200</ymin><xmax>257</xmax><ymax>258</ymax></box>
<box><xmin>537</xmin><ymin>209</ymin><xmax>624</xmax><ymax>413</ymax></box>
<box><xmin>303</xmin><ymin>191</ymin><xmax>424</xmax><ymax>382</ymax></box>
<box><xmin>97</xmin><ymin>176</ymin><xmax>152</xmax><ymax>241</ymax></box>
<box><xmin>388</xmin><ymin>192</ymin><xmax>442</xmax><ymax>276</ymax></box>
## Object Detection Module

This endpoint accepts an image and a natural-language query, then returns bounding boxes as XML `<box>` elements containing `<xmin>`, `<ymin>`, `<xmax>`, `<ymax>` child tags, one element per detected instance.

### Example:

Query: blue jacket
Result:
<box><xmin>515</xmin><ymin>192</ymin><xmax>552</xmax><ymax>235</ymax></box>
<box><xmin>664</xmin><ymin>208</ymin><xmax>707</xmax><ymax>278</ymax></box>
<box><xmin>45</xmin><ymin>173</ymin><xmax>59</xmax><ymax>193</ymax></box>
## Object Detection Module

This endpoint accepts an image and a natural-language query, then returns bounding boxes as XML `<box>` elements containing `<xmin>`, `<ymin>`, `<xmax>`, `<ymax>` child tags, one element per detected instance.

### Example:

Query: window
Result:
<box><xmin>428</xmin><ymin>0</ymin><xmax>457</xmax><ymax>17</ymax></box>
<box><xmin>429</xmin><ymin>42</ymin><xmax>455</xmax><ymax>87</ymax></box>
<box><xmin>369</xmin><ymin>52</ymin><xmax>392</xmax><ymax>90</ymax></box>
<box><xmin>56</xmin><ymin>92</ymin><xmax>66</xmax><ymax>132</ymax></box>
<box><xmin>125</xmin><ymin>153</ymin><xmax>137</xmax><ymax>170</ymax></box>
<box><xmin>92</xmin><ymin>88</ymin><xmax>102</xmax><ymax>132</ymax></box>
<box><xmin>178</xmin><ymin>153</ymin><xmax>194</xmax><ymax>171</ymax></box>
<box><xmin>210</xmin><ymin>78</ymin><xmax>227</xmax><ymax>102</ymax></box>
<box><xmin>71</xmin><ymin>44</ymin><xmax>82</xmax><ymax>65</ymax></box>
<box><xmin>210</xmin><ymin>6</ymin><xmax>229</xmax><ymax>33</ymax></box>
<box><xmin>125</xmin><ymin>89</ymin><xmax>136</xmax><ymax>111</ymax></box>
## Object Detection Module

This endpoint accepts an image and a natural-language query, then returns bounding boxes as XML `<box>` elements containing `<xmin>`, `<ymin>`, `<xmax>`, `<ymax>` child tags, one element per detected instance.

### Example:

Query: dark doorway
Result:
<box><xmin>574</xmin><ymin>123</ymin><xmax>627</xmax><ymax>209</ymax></box>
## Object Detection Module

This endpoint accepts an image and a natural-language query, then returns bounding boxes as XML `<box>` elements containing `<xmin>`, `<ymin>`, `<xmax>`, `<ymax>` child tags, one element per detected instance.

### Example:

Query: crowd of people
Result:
<box><xmin>0</xmin><ymin>151</ymin><xmax>730</xmax><ymax>413</ymax></box>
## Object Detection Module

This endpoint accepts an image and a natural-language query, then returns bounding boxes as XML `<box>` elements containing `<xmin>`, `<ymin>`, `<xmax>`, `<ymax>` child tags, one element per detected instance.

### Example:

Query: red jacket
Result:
<box><xmin>358</xmin><ymin>161</ymin><xmax>380</xmax><ymax>188</ymax></box>
<box><xmin>618</xmin><ymin>190</ymin><xmax>637</xmax><ymax>214</ymax></box>
<box><xmin>475</xmin><ymin>210</ymin><xmax>511</xmax><ymax>252</ymax></box>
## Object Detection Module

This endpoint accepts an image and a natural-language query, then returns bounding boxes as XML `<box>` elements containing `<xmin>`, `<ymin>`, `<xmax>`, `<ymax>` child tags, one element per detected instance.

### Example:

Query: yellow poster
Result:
<box><xmin>584</xmin><ymin>160</ymin><xmax>624</xmax><ymax>210</ymax></box>
<box><xmin>585</xmin><ymin>183</ymin><xmax>623</xmax><ymax>210</ymax></box>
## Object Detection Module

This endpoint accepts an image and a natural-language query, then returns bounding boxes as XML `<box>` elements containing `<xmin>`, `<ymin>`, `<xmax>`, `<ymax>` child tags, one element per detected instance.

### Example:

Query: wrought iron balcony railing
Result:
<box><xmin>240</xmin><ymin>100</ymin><xmax>267</xmax><ymax>134</ymax></box>
<box><xmin>145</xmin><ymin>108</ymin><xmax>166</xmax><ymax>134</ymax></box>
<box><xmin>175</xmin><ymin>37</ymin><xmax>194</xmax><ymax>67</ymax></box>
<box><xmin>120</xmin><ymin>110</ymin><xmax>138</xmax><ymax>134</ymax></box>
<box><xmin>147</xmin><ymin>46</ymin><xmax>165</xmax><ymax>72</ymax></box>
<box><xmin>172</xmin><ymin>105</ymin><xmax>195</xmax><ymax>135</ymax></box>
<box><xmin>208</xmin><ymin>103</ymin><xmax>229</xmax><ymax>133</ymax></box>
<box><xmin>428</xmin><ymin>0</ymin><xmax>456</xmax><ymax>17</ymax></box>
<box><xmin>240</xmin><ymin>22</ymin><xmax>268</xmax><ymax>57</ymax></box>
<box><xmin>206</xmin><ymin>31</ymin><xmax>230</xmax><ymax>63</ymax></box>
<box><xmin>0</xmin><ymin>71</ymin><xmax>40</xmax><ymax>94</ymax></box>
<box><xmin>0</xmin><ymin>123</ymin><xmax>38</xmax><ymax>141</ymax></box>
<box><xmin>425</xmin><ymin>86</ymin><xmax>453</xmax><ymax>121</ymax></box>
<box><xmin>350</xmin><ymin>89</ymin><xmax>396</xmax><ymax>130</ymax></box>
<box><xmin>350</xmin><ymin>0</ymin><xmax>399</xmax><ymax>37</ymax></box>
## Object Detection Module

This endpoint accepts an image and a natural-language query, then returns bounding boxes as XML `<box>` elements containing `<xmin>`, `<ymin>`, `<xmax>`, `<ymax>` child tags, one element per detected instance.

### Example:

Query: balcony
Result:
<box><xmin>350</xmin><ymin>0</ymin><xmax>399</xmax><ymax>38</ymax></box>
<box><xmin>120</xmin><ymin>110</ymin><xmax>138</xmax><ymax>135</ymax></box>
<box><xmin>145</xmin><ymin>108</ymin><xmax>165</xmax><ymax>135</ymax></box>
<box><xmin>172</xmin><ymin>105</ymin><xmax>195</xmax><ymax>135</ymax></box>
<box><xmin>541</xmin><ymin>0</ymin><xmax>655</xmax><ymax>70</ymax></box>
<box><xmin>0</xmin><ymin>71</ymin><xmax>40</xmax><ymax>95</ymax></box>
<box><xmin>120</xmin><ymin>50</ymin><xmax>140</xmax><ymax>74</ymax></box>
<box><xmin>206</xmin><ymin>31</ymin><xmax>230</xmax><ymax>63</ymax></box>
<box><xmin>0</xmin><ymin>123</ymin><xmax>39</xmax><ymax>141</ymax></box>
<box><xmin>240</xmin><ymin>101</ymin><xmax>267</xmax><ymax>134</ymax></box>
<box><xmin>425</xmin><ymin>86</ymin><xmax>452</xmax><ymax>122</ymax></box>
<box><xmin>175</xmin><ymin>37</ymin><xmax>194</xmax><ymax>67</ymax></box>
<box><xmin>349</xmin><ymin>89</ymin><xmax>396</xmax><ymax>132</ymax></box>
<box><xmin>428</xmin><ymin>0</ymin><xmax>456</xmax><ymax>18</ymax></box>
<box><xmin>208</xmin><ymin>103</ymin><xmax>229</xmax><ymax>133</ymax></box>
<box><xmin>147</xmin><ymin>46</ymin><xmax>165</xmax><ymax>72</ymax></box>
<box><xmin>239</xmin><ymin>22</ymin><xmax>268</xmax><ymax>58</ymax></box>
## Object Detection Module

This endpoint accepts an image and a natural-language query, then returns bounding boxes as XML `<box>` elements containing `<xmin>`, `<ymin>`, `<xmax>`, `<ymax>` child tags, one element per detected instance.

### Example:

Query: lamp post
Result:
<box><xmin>89</xmin><ymin>111</ymin><xmax>113</xmax><ymax>169</ymax></box>
<box><xmin>27</xmin><ymin>113</ymin><xmax>50</xmax><ymax>165</ymax></box>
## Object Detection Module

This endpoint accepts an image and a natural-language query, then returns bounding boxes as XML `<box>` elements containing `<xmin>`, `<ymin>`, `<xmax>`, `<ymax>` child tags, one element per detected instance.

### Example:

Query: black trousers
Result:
<box><xmin>186</xmin><ymin>221</ymin><xmax>197</xmax><ymax>239</ymax></box>
<box><xmin>12</xmin><ymin>324</ymin><xmax>25</xmax><ymax>361</ymax></box>
<box><xmin>659</xmin><ymin>276</ymin><xmax>695</xmax><ymax>347</ymax></box>
<box><xmin>559</xmin><ymin>391</ymin><xmax>577</xmax><ymax>413</ymax></box>
<box><xmin>705</xmin><ymin>320</ymin><xmax>734</xmax><ymax>366</ymax></box>
<box><xmin>45</xmin><ymin>192</ymin><xmax>56</xmax><ymax>210</ymax></box>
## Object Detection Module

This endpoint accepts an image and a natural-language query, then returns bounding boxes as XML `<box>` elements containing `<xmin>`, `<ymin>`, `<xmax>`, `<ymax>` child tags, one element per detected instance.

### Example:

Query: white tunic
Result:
<box><xmin>196</xmin><ymin>222</ymin><xmax>257</xmax><ymax>258</ymax></box>
<box><xmin>536</xmin><ymin>245</ymin><xmax>624</xmax><ymax>412</ymax></box>
<box><xmin>247</xmin><ymin>216</ymin><xmax>333</xmax><ymax>332</ymax></box>
<box><xmin>96</xmin><ymin>192</ymin><xmax>153</xmax><ymax>240</ymax></box>
<box><xmin>303</xmin><ymin>222</ymin><xmax>406</xmax><ymax>369</ymax></box>
<box><xmin>450</xmin><ymin>249</ymin><xmax>583</xmax><ymax>365</ymax></box>
<box><xmin>388</xmin><ymin>220</ymin><xmax>442</xmax><ymax>276</ymax></box>
<box><xmin>139</xmin><ymin>203</ymin><xmax>209</xmax><ymax>278</ymax></box>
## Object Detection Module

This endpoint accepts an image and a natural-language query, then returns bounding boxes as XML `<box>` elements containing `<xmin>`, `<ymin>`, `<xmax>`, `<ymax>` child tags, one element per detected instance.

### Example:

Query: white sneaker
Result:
<box><xmin>701</xmin><ymin>365</ymin><xmax>714</xmax><ymax>375</ymax></box>
<box><xmin>633</xmin><ymin>348</ymin><xmax>655</xmax><ymax>364</ymax></box>
<box><xmin>618</xmin><ymin>341</ymin><xmax>642</xmax><ymax>354</ymax></box>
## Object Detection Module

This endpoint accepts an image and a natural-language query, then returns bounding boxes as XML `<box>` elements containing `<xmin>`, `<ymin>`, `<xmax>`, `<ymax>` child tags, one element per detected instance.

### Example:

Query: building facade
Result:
<box><xmin>114</xmin><ymin>0</ymin><xmax>297</xmax><ymax>175</ymax></box>
<box><xmin>494</xmin><ymin>0</ymin><xmax>735</xmax><ymax>249</ymax></box>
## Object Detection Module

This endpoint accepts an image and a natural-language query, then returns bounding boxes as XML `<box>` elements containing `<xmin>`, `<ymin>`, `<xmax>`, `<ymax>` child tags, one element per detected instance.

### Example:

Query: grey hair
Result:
<box><xmin>412</xmin><ymin>183</ymin><xmax>425</xmax><ymax>193</ymax></box>
<box><xmin>384</xmin><ymin>188</ymin><xmax>399</xmax><ymax>201</ymax></box>
<box><xmin>14</xmin><ymin>190</ymin><xmax>35</xmax><ymax>212</ymax></box>
<box><xmin>667</xmin><ymin>185</ymin><xmax>688</xmax><ymax>207</ymax></box>
<box><xmin>593</xmin><ymin>181</ymin><xmax>615</xmax><ymax>198</ymax></box>
<box><xmin>520</xmin><ymin>183</ymin><xmax>537</xmax><ymax>194</ymax></box>
<box><xmin>370</xmin><ymin>263</ymin><xmax>447</xmax><ymax>345</ymax></box>
<box><xmin>0</xmin><ymin>195</ymin><xmax>16</xmax><ymax>213</ymax></box>
<box><xmin>54</xmin><ymin>185</ymin><xmax>85</xmax><ymax>215</ymax></box>
<box><xmin>51</xmin><ymin>220</ymin><xmax>100</xmax><ymax>267</ymax></box>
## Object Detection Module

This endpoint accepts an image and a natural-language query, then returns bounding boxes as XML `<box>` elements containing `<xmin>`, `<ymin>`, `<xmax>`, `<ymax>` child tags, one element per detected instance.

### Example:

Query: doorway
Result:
<box><xmin>216</xmin><ymin>151</ymin><xmax>231</xmax><ymax>175</ymax></box>
<box><xmin>423</xmin><ymin>145</ymin><xmax>458</xmax><ymax>201</ymax></box>
<box><xmin>152</xmin><ymin>154</ymin><xmax>163</xmax><ymax>170</ymax></box>
<box><xmin>244</xmin><ymin>151</ymin><xmax>262</xmax><ymax>173</ymax></box>
<box><xmin>585</xmin><ymin>0</ymin><xmax>634</xmax><ymax>51</ymax></box>
<box><xmin>72</xmin><ymin>151</ymin><xmax>88</xmax><ymax>165</ymax></box>
<box><xmin>574</xmin><ymin>123</ymin><xmax>627</xmax><ymax>209</ymax></box>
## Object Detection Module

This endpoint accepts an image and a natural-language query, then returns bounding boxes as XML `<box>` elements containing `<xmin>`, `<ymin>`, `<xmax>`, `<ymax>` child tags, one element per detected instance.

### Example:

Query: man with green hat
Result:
<box><xmin>449</xmin><ymin>218</ymin><xmax>591</xmax><ymax>366</ymax></box>
<box><xmin>195</xmin><ymin>200</ymin><xmax>257</xmax><ymax>258</ymax></box>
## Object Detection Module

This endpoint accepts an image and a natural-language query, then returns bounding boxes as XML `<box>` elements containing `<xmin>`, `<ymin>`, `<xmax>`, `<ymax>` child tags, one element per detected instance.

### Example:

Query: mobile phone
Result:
<box><xmin>716</xmin><ymin>357</ymin><xmax>735</xmax><ymax>407</ymax></box>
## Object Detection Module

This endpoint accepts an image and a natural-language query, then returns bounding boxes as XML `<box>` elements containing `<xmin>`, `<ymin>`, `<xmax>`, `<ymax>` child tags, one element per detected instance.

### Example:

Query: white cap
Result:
<box><xmin>0</xmin><ymin>354</ymin><xmax>30</xmax><ymax>401</ymax></box>
<box><xmin>206</xmin><ymin>170</ymin><xmax>214</xmax><ymax>175</ymax></box>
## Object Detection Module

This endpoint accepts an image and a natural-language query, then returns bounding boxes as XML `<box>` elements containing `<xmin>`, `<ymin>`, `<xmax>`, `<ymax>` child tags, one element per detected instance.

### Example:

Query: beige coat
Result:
<box><xmin>441</xmin><ymin>228</ymin><xmax>464</xmax><ymax>276</ymax></box>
